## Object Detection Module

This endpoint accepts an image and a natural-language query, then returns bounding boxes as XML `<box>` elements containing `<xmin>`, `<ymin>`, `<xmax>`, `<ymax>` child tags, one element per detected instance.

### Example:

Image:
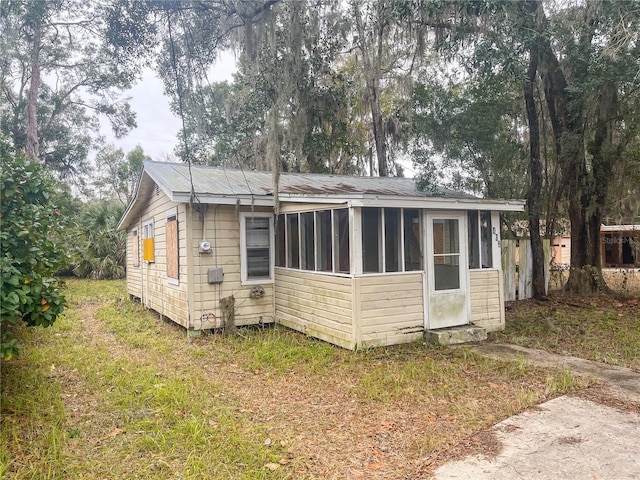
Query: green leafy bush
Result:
<box><xmin>0</xmin><ymin>143</ymin><xmax>67</xmax><ymax>359</ymax></box>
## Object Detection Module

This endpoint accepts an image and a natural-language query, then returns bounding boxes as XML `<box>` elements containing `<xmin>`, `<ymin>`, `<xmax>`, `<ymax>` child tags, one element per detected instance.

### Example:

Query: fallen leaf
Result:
<box><xmin>264</xmin><ymin>463</ymin><xmax>280</xmax><ymax>471</ymax></box>
<box><xmin>367</xmin><ymin>462</ymin><xmax>387</xmax><ymax>470</ymax></box>
<box><xmin>278</xmin><ymin>458</ymin><xmax>291</xmax><ymax>465</ymax></box>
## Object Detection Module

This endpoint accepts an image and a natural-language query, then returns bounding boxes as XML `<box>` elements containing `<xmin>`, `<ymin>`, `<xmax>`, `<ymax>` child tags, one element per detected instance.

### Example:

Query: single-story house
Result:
<box><xmin>601</xmin><ymin>224</ymin><xmax>640</xmax><ymax>267</ymax></box>
<box><xmin>117</xmin><ymin>161</ymin><xmax>525</xmax><ymax>350</ymax></box>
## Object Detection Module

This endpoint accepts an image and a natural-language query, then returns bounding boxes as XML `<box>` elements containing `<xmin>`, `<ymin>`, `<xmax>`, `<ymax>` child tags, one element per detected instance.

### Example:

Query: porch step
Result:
<box><xmin>425</xmin><ymin>325</ymin><xmax>487</xmax><ymax>346</ymax></box>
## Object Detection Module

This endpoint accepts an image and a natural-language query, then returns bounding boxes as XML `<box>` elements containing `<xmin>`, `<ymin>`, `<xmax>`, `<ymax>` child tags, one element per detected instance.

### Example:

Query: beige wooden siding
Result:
<box><xmin>356</xmin><ymin>273</ymin><xmax>424</xmax><ymax>348</ymax></box>
<box><xmin>469</xmin><ymin>269</ymin><xmax>504</xmax><ymax>331</ymax></box>
<box><xmin>126</xmin><ymin>189</ymin><xmax>189</xmax><ymax>327</ymax></box>
<box><xmin>126</xmin><ymin>229</ymin><xmax>142</xmax><ymax>299</ymax></box>
<box><xmin>190</xmin><ymin>205</ymin><xmax>275</xmax><ymax>329</ymax></box>
<box><xmin>275</xmin><ymin>269</ymin><xmax>354</xmax><ymax>349</ymax></box>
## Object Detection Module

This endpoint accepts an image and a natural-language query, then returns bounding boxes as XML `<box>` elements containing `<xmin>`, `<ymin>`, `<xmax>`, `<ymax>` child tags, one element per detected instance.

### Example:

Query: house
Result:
<box><xmin>117</xmin><ymin>161</ymin><xmax>525</xmax><ymax>349</ymax></box>
<box><xmin>601</xmin><ymin>224</ymin><xmax>640</xmax><ymax>267</ymax></box>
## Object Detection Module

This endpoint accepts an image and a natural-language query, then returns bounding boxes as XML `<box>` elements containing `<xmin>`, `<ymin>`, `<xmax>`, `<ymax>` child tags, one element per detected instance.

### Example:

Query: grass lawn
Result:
<box><xmin>1</xmin><ymin>279</ymin><xmax>601</xmax><ymax>479</ymax></box>
<box><xmin>495</xmin><ymin>295</ymin><xmax>640</xmax><ymax>372</ymax></box>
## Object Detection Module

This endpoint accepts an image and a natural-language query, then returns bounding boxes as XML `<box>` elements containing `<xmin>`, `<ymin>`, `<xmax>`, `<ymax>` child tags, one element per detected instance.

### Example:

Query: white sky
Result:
<box><xmin>104</xmin><ymin>51</ymin><xmax>237</xmax><ymax>160</ymax></box>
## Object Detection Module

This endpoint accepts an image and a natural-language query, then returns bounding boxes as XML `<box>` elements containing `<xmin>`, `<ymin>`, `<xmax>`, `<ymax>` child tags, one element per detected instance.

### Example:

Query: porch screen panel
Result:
<box><xmin>300</xmin><ymin>212</ymin><xmax>315</xmax><ymax>270</ymax></box>
<box><xmin>276</xmin><ymin>214</ymin><xmax>286</xmax><ymax>267</ymax></box>
<box><xmin>480</xmin><ymin>211</ymin><xmax>493</xmax><ymax>268</ymax></box>
<box><xmin>384</xmin><ymin>208</ymin><xmax>401</xmax><ymax>272</ymax></box>
<box><xmin>246</xmin><ymin>217</ymin><xmax>270</xmax><ymax>278</ymax></box>
<box><xmin>404</xmin><ymin>209</ymin><xmax>421</xmax><ymax>271</ymax></box>
<box><xmin>334</xmin><ymin>209</ymin><xmax>350</xmax><ymax>273</ymax></box>
<box><xmin>286</xmin><ymin>214</ymin><xmax>300</xmax><ymax>269</ymax></box>
<box><xmin>316</xmin><ymin>210</ymin><xmax>332</xmax><ymax>272</ymax></box>
<box><xmin>433</xmin><ymin>219</ymin><xmax>460</xmax><ymax>290</ymax></box>
<box><xmin>468</xmin><ymin>211</ymin><xmax>480</xmax><ymax>269</ymax></box>
<box><xmin>166</xmin><ymin>216</ymin><xmax>179</xmax><ymax>279</ymax></box>
<box><xmin>362</xmin><ymin>208</ymin><xmax>381</xmax><ymax>273</ymax></box>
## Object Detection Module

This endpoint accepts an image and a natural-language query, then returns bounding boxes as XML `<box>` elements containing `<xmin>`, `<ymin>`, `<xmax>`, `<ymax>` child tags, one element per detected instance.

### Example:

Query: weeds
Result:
<box><xmin>1</xmin><ymin>279</ymin><xmax>593</xmax><ymax>480</ymax></box>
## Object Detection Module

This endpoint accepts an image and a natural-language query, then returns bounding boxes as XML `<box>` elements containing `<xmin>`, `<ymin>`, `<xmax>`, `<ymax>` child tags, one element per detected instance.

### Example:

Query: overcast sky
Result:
<box><xmin>104</xmin><ymin>52</ymin><xmax>237</xmax><ymax>161</ymax></box>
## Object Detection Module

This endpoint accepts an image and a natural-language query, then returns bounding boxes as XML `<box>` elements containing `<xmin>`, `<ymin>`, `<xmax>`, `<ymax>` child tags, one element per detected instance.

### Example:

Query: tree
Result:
<box><xmin>531</xmin><ymin>0</ymin><xmax>640</xmax><ymax>293</ymax></box>
<box><xmin>94</xmin><ymin>144</ymin><xmax>150</xmax><ymax>205</ymax></box>
<box><xmin>0</xmin><ymin>140</ymin><xmax>66</xmax><ymax>359</ymax></box>
<box><xmin>0</xmin><ymin>0</ymin><xmax>136</xmax><ymax>181</ymax></box>
<box><xmin>68</xmin><ymin>201</ymin><xmax>126</xmax><ymax>280</ymax></box>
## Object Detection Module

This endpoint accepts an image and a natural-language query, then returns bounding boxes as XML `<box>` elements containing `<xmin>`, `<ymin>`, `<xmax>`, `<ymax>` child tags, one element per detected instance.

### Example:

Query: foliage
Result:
<box><xmin>0</xmin><ymin>142</ymin><xmax>66</xmax><ymax>359</ymax></box>
<box><xmin>410</xmin><ymin>73</ymin><xmax>528</xmax><ymax>198</ymax></box>
<box><xmin>67</xmin><ymin>201</ymin><xmax>126</xmax><ymax>280</ymax></box>
<box><xmin>0</xmin><ymin>0</ymin><xmax>136</xmax><ymax>185</ymax></box>
<box><xmin>93</xmin><ymin>144</ymin><xmax>149</xmax><ymax>205</ymax></box>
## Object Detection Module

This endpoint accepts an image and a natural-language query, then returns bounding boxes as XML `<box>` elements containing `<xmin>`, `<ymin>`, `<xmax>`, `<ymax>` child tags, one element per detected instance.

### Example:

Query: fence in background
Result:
<box><xmin>501</xmin><ymin>239</ymin><xmax>550</xmax><ymax>301</ymax></box>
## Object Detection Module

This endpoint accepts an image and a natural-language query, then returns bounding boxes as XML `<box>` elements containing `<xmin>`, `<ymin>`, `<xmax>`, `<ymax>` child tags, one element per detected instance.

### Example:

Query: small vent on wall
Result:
<box><xmin>155</xmin><ymin>185</ymin><xmax>160</xmax><ymax>196</ymax></box>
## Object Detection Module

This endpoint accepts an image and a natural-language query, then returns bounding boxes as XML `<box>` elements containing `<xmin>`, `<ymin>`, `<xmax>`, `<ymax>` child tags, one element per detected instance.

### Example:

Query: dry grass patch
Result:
<box><xmin>1</xmin><ymin>279</ymin><xmax>594</xmax><ymax>480</ymax></box>
<box><xmin>496</xmin><ymin>294</ymin><xmax>640</xmax><ymax>372</ymax></box>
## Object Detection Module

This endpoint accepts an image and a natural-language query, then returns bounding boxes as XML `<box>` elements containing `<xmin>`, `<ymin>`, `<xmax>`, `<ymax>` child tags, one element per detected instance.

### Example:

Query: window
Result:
<box><xmin>480</xmin><ymin>211</ymin><xmax>493</xmax><ymax>268</ymax></box>
<box><xmin>286</xmin><ymin>214</ymin><xmax>299</xmax><ymax>269</ymax></box>
<box><xmin>384</xmin><ymin>208</ymin><xmax>401</xmax><ymax>272</ymax></box>
<box><xmin>403</xmin><ymin>209</ymin><xmax>422</xmax><ymax>271</ymax></box>
<box><xmin>316</xmin><ymin>210</ymin><xmax>332</xmax><ymax>271</ymax></box>
<box><xmin>275</xmin><ymin>208</ymin><xmax>350</xmax><ymax>274</ymax></box>
<box><xmin>166</xmin><ymin>210</ymin><xmax>179</xmax><ymax>284</ymax></box>
<box><xmin>362</xmin><ymin>207</ymin><xmax>421</xmax><ymax>274</ymax></box>
<box><xmin>433</xmin><ymin>218</ymin><xmax>460</xmax><ymax>290</ymax></box>
<box><xmin>467</xmin><ymin>211</ymin><xmax>493</xmax><ymax>269</ymax></box>
<box><xmin>240</xmin><ymin>213</ymin><xmax>273</xmax><ymax>284</ymax></box>
<box><xmin>334</xmin><ymin>209</ymin><xmax>350</xmax><ymax>273</ymax></box>
<box><xmin>362</xmin><ymin>208</ymin><xmax>382</xmax><ymax>273</ymax></box>
<box><xmin>300</xmin><ymin>212</ymin><xmax>315</xmax><ymax>270</ymax></box>
<box><xmin>276</xmin><ymin>214</ymin><xmax>286</xmax><ymax>267</ymax></box>
<box><xmin>132</xmin><ymin>228</ymin><xmax>140</xmax><ymax>267</ymax></box>
<box><xmin>142</xmin><ymin>220</ymin><xmax>154</xmax><ymax>262</ymax></box>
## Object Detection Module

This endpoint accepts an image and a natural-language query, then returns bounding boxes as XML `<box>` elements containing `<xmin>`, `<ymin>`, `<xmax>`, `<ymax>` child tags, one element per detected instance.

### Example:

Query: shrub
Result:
<box><xmin>0</xmin><ymin>143</ymin><xmax>67</xmax><ymax>359</ymax></box>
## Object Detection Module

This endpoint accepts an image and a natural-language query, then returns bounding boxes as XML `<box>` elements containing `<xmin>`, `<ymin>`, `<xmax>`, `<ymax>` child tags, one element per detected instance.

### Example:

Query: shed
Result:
<box><xmin>117</xmin><ymin>161</ymin><xmax>525</xmax><ymax>349</ymax></box>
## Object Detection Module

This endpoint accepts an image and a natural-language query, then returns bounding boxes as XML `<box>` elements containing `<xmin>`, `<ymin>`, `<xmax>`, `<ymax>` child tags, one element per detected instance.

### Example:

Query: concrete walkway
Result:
<box><xmin>470</xmin><ymin>343</ymin><xmax>640</xmax><ymax>403</ymax></box>
<box><xmin>432</xmin><ymin>344</ymin><xmax>640</xmax><ymax>479</ymax></box>
<box><xmin>433</xmin><ymin>395</ymin><xmax>640</xmax><ymax>479</ymax></box>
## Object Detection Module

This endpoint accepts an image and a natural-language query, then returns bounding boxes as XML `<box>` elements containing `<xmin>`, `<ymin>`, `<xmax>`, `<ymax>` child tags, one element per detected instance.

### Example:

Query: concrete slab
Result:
<box><xmin>425</xmin><ymin>326</ymin><xmax>487</xmax><ymax>345</ymax></box>
<box><xmin>432</xmin><ymin>396</ymin><xmax>640</xmax><ymax>480</ymax></box>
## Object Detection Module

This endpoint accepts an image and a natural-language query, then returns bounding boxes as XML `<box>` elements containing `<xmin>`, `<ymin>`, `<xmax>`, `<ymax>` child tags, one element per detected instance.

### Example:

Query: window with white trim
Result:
<box><xmin>142</xmin><ymin>219</ymin><xmax>154</xmax><ymax>262</ymax></box>
<box><xmin>240</xmin><ymin>213</ymin><xmax>274</xmax><ymax>284</ymax></box>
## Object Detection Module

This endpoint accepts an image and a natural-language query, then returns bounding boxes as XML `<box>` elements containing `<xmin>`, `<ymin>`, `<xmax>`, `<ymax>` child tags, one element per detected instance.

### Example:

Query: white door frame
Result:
<box><xmin>424</xmin><ymin>211</ymin><xmax>470</xmax><ymax>330</ymax></box>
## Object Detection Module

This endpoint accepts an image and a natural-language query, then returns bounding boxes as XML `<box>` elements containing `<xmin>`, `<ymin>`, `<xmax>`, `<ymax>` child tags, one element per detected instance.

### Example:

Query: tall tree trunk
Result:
<box><xmin>523</xmin><ymin>35</ymin><xmax>547</xmax><ymax>299</ymax></box>
<box><xmin>369</xmin><ymin>79</ymin><xmax>388</xmax><ymax>176</ymax></box>
<box><xmin>25</xmin><ymin>21</ymin><xmax>42</xmax><ymax>161</ymax></box>
<box><xmin>354</xmin><ymin>2</ymin><xmax>388</xmax><ymax>177</ymax></box>
<box><xmin>535</xmin><ymin>5</ymin><xmax>609</xmax><ymax>294</ymax></box>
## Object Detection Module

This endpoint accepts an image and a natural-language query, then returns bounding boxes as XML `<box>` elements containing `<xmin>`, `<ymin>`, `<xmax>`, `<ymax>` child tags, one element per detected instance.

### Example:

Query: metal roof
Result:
<box><xmin>117</xmin><ymin>161</ymin><xmax>525</xmax><ymax>230</ymax></box>
<box><xmin>144</xmin><ymin>160</ymin><xmax>473</xmax><ymax>198</ymax></box>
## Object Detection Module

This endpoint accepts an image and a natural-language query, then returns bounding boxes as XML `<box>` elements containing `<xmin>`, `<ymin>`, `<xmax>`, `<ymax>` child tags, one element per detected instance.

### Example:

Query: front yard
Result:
<box><xmin>0</xmin><ymin>279</ymin><xmax>633</xmax><ymax>479</ymax></box>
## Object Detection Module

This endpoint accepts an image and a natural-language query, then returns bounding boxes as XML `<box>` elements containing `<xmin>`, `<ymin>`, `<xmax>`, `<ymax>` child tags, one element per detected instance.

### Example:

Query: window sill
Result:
<box><xmin>167</xmin><ymin>278</ymin><xmax>179</xmax><ymax>286</ymax></box>
<box><xmin>241</xmin><ymin>278</ymin><xmax>274</xmax><ymax>286</ymax></box>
